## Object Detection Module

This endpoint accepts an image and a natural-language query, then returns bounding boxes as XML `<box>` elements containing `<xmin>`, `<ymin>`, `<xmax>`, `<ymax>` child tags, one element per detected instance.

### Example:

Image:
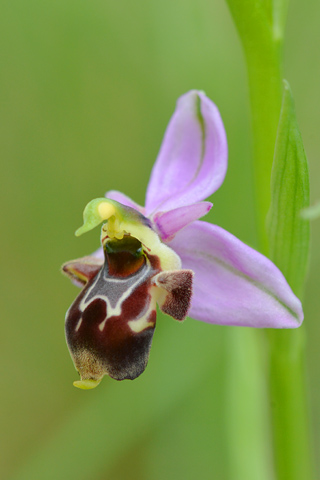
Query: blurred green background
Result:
<box><xmin>1</xmin><ymin>0</ymin><xmax>319</xmax><ymax>479</ymax></box>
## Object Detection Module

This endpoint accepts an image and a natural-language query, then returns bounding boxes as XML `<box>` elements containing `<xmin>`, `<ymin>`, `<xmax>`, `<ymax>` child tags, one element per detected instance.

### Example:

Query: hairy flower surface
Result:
<box><xmin>62</xmin><ymin>91</ymin><xmax>303</xmax><ymax>389</ymax></box>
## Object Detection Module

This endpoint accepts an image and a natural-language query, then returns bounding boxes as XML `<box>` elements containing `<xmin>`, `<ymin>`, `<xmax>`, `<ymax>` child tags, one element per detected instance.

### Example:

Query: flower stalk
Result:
<box><xmin>226</xmin><ymin>0</ymin><xmax>314</xmax><ymax>478</ymax></box>
<box><xmin>246</xmin><ymin>48</ymin><xmax>282</xmax><ymax>251</ymax></box>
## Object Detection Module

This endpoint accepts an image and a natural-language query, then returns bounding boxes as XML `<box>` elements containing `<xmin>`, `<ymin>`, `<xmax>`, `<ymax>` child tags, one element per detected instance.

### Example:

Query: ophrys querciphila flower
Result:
<box><xmin>62</xmin><ymin>91</ymin><xmax>303</xmax><ymax>389</ymax></box>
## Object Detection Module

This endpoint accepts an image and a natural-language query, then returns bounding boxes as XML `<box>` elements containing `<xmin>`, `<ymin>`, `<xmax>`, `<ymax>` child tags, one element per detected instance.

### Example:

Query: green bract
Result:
<box><xmin>267</xmin><ymin>80</ymin><xmax>310</xmax><ymax>297</ymax></box>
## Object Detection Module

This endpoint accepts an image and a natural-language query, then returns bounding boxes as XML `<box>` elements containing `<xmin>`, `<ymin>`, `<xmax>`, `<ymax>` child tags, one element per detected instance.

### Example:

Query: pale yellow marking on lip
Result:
<box><xmin>75</xmin><ymin>318</ymin><xmax>83</xmax><ymax>332</ymax></box>
<box><xmin>98</xmin><ymin>317</ymin><xmax>108</xmax><ymax>332</ymax></box>
<box><xmin>128</xmin><ymin>312</ymin><xmax>155</xmax><ymax>333</ymax></box>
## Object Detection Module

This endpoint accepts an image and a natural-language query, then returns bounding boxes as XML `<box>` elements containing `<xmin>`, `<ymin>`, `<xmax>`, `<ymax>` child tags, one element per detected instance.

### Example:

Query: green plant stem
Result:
<box><xmin>226</xmin><ymin>328</ymin><xmax>274</xmax><ymax>480</ymax></box>
<box><xmin>225</xmin><ymin>0</ymin><xmax>283</xmax><ymax>251</ymax></box>
<box><xmin>246</xmin><ymin>45</ymin><xmax>282</xmax><ymax>252</ymax></box>
<box><xmin>268</xmin><ymin>328</ymin><xmax>314</xmax><ymax>479</ymax></box>
<box><xmin>246</xmin><ymin>28</ymin><xmax>314</xmax><ymax>480</ymax></box>
<box><xmin>225</xmin><ymin>2</ymin><xmax>314</xmax><ymax>478</ymax></box>
<box><xmin>246</xmin><ymin>35</ymin><xmax>314</xmax><ymax>480</ymax></box>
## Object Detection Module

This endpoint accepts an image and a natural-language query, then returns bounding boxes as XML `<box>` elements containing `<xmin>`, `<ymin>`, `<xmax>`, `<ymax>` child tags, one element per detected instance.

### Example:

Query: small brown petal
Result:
<box><xmin>154</xmin><ymin>270</ymin><xmax>193</xmax><ymax>321</ymax></box>
<box><xmin>62</xmin><ymin>256</ymin><xmax>103</xmax><ymax>287</ymax></box>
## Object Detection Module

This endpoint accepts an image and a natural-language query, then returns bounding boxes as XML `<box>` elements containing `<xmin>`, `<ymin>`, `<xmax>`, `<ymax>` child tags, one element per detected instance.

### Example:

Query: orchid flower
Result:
<box><xmin>62</xmin><ymin>90</ymin><xmax>303</xmax><ymax>389</ymax></box>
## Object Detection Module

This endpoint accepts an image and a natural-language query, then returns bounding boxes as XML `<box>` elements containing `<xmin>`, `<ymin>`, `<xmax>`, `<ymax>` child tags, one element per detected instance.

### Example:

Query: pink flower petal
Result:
<box><xmin>169</xmin><ymin>221</ymin><xmax>303</xmax><ymax>328</ymax></box>
<box><xmin>153</xmin><ymin>202</ymin><xmax>212</xmax><ymax>241</ymax></box>
<box><xmin>145</xmin><ymin>91</ymin><xmax>227</xmax><ymax>215</ymax></box>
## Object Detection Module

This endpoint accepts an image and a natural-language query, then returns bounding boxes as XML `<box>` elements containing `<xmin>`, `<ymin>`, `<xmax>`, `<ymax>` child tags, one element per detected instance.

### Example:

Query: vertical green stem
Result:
<box><xmin>246</xmin><ymin>33</ymin><xmax>315</xmax><ymax>480</ymax></box>
<box><xmin>245</xmin><ymin>29</ymin><xmax>314</xmax><ymax>480</ymax></box>
<box><xmin>225</xmin><ymin>1</ymin><xmax>314</xmax><ymax>478</ymax></box>
<box><xmin>245</xmin><ymin>44</ymin><xmax>282</xmax><ymax>251</ymax></box>
<box><xmin>226</xmin><ymin>328</ymin><xmax>274</xmax><ymax>480</ymax></box>
<box><xmin>268</xmin><ymin>328</ymin><xmax>314</xmax><ymax>479</ymax></box>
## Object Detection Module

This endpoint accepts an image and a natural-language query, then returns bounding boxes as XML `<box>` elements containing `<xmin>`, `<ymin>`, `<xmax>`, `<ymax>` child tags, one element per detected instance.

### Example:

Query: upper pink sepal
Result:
<box><xmin>145</xmin><ymin>91</ymin><xmax>228</xmax><ymax>215</ymax></box>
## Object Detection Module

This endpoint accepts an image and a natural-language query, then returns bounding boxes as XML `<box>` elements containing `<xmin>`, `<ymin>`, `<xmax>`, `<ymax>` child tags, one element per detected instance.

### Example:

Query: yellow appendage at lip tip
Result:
<box><xmin>73</xmin><ymin>379</ymin><xmax>102</xmax><ymax>390</ymax></box>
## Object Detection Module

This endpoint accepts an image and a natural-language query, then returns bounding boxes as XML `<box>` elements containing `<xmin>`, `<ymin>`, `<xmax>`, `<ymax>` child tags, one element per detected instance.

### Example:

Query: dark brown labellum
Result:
<box><xmin>65</xmin><ymin>236</ymin><xmax>161</xmax><ymax>382</ymax></box>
